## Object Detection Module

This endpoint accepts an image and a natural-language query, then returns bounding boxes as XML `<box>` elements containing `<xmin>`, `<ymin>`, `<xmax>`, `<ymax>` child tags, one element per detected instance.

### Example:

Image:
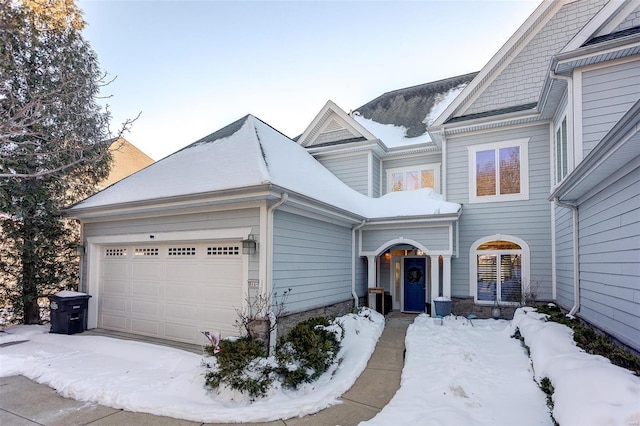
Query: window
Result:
<box><xmin>468</xmin><ymin>139</ymin><xmax>529</xmax><ymax>203</ymax></box>
<box><xmin>386</xmin><ymin>164</ymin><xmax>440</xmax><ymax>193</ymax></box>
<box><xmin>555</xmin><ymin>117</ymin><xmax>568</xmax><ymax>184</ymax></box>
<box><xmin>470</xmin><ymin>236</ymin><xmax>530</xmax><ymax>305</ymax></box>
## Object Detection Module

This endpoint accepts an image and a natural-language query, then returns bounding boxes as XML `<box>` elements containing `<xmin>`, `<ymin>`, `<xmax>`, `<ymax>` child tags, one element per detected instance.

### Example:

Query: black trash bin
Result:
<box><xmin>49</xmin><ymin>292</ymin><xmax>91</xmax><ymax>335</ymax></box>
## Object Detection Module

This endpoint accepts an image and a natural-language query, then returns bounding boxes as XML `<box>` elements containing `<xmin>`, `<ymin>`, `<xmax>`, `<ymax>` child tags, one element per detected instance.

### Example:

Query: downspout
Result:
<box><xmin>351</xmin><ymin>220</ymin><xmax>367</xmax><ymax>307</ymax></box>
<box><xmin>549</xmin><ymin>70</ymin><xmax>580</xmax><ymax>316</ymax></box>
<box><xmin>441</xmin><ymin>128</ymin><xmax>448</xmax><ymax>199</ymax></box>
<box><xmin>553</xmin><ymin>197</ymin><xmax>580</xmax><ymax>316</ymax></box>
<box><xmin>266</xmin><ymin>193</ymin><xmax>288</xmax><ymax>354</ymax></box>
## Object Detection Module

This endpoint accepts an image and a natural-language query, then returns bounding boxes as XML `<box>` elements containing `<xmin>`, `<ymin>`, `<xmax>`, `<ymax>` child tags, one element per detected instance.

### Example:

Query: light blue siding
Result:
<box><xmin>272</xmin><ymin>211</ymin><xmax>353</xmax><ymax>313</ymax></box>
<box><xmin>581</xmin><ymin>59</ymin><xmax>640</xmax><ymax>155</ymax></box>
<box><xmin>447</xmin><ymin>124</ymin><xmax>553</xmax><ymax>300</ymax></box>
<box><xmin>372</xmin><ymin>153</ymin><xmax>381</xmax><ymax>198</ymax></box>
<box><xmin>361</xmin><ymin>226</ymin><xmax>450</xmax><ymax>253</ymax></box>
<box><xmin>318</xmin><ymin>153</ymin><xmax>370</xmax><ymax>196</ymax></box>
<box><xmin>355</xmin><ymin>256</ymin><xmax>367</xmax><ymax>299</ymax></box>
<box><xmin>577</xmin><ymin>165</ymin><xmax>640</xmax><ymax>350</ymax></box>
<box><xmin>554</xmin><ymin>205</ymin><xmax>575</xmax><ymax>310</ymax></box>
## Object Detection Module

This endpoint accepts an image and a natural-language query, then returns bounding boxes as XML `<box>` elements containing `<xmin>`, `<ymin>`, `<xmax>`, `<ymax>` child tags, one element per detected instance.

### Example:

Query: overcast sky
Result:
<box><xmin>79</xmin><ymin>0</ymin><xmax>540</xmax><ymax>160</ymax></box>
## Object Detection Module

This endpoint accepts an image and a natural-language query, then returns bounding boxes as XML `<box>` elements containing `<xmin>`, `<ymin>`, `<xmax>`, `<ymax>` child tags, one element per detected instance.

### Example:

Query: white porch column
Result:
<box><xmin>430</xmin><ymin>256</ymin><xmax>440</xmax><ymax>315</ymax></box>
<box><xmin>442</xmin><ymin>255</ymin><xmax>452</xmax><ymax>299</ymax></box>
<box><xmin>366</xmin><ymin>255</ymin><xmax>377</xmax><ymax>288</ymax></box>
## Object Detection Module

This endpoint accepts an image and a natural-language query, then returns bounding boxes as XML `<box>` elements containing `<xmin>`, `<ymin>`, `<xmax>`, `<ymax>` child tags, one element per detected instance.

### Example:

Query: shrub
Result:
<box><xmin>205</xmin><ymin>337</ymin><xmax>275</xmax><ymax>400</ymax></box>
<box><xmin>275</xmin><ymin>316</ymin><xmax>343</xmax><ymax>388</ymax></box>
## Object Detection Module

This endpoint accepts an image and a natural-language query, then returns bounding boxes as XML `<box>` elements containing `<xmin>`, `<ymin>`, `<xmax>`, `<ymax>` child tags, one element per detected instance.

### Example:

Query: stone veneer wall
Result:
<box><xmin>277</xmin><ymin>299</ymin><xmax>355</xmax><ymax>339</ymax></box>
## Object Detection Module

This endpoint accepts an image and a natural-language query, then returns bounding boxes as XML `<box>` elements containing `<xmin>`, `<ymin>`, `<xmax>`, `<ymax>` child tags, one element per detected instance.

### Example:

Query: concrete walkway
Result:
<box><xmin>0</xmin><ymin>313</ymin><xmax>415</xmax><ymax>426</ymax></box>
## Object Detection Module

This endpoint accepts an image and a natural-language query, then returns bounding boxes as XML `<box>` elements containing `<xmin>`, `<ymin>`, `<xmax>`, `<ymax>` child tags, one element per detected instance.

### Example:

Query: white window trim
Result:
<box><xmin>468</xmin><ymin>138</ymin><xmax>529</xmax><ymax>204</ymax></box>
<box><xmin>553</xmin><ymin>112</ymin><xmax>574</xmax><ymax>185</ymax></box>
<box><xmin>469</xmin><ymin>234</ymin><xmax>530</xmax><ymax>305</ymax></box>
<box><xmin>385</xmin><ymin>163</ymin><xmax>441</xmax><ymax>194</ymax></box>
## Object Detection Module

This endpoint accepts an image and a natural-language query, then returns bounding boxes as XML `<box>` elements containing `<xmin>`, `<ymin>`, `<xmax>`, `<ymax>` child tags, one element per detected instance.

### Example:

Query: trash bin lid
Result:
<box><xmin>49</xmin><ymin>291</ymin><xmax>91</xmax><ymax>301</ymax></box>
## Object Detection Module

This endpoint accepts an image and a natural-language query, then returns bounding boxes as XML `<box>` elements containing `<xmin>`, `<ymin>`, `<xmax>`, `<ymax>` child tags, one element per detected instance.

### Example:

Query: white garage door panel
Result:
<box><xmin>98</xmin><ymin>242</ymin><xmax>243</xmax><ymax>345</ymax></box>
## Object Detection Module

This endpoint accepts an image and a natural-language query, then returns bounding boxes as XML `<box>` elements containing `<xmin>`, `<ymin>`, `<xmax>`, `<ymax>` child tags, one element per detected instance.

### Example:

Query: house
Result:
<box><xmin>99</xmin><ymin>138</ymin><xmax>154</xmax><ymax>189</ymax></box>
<box><xmin>68</xmin><ymin>0</ymin><xmax>640</xmax><ymax>352</ymax></box>
<box><xmin>425</xmin><ymin>0</ymin><xmax>640</xmax><ymax>351</ymax></box>
<box><xmin>67</xmin><ymin>115</ymin><xmax>460</xmax><ymax>345</ymax></box>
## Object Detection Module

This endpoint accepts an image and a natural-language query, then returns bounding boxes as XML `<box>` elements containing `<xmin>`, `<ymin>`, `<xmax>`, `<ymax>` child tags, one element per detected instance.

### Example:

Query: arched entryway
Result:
<box><xmin>364</xmin><ymin>238</ymin><xmax>451</xmax><ymax>315</ymax></box>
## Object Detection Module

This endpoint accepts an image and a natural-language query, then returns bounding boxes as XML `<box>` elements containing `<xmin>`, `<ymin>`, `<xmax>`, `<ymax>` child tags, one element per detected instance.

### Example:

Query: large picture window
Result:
<box><xmin>386</xmin><ymin>164</ymin><xmax>440</xmax><ymax>193</ymax></box>
<box><xmin>468</xmin><ymin>139</ymin><xmax>529</xmax><ymax>203</ymax></box>
<box><xmin>470</xmin><ymin>236</ymin><xmax>530</xmax><ymax>305</ymax></box>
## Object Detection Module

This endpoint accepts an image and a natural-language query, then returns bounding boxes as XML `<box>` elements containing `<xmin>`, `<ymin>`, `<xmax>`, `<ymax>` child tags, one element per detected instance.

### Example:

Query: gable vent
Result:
<box><xmin>325</xmin><ymin>119</ymin><xmax>345</xmax><ymax>132</ymax></box>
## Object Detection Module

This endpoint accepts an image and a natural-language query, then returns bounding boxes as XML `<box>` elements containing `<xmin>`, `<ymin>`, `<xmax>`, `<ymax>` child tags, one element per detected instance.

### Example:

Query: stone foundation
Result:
<box><xmin>277</xmin><ymin>299</ymin><xmax>354</xmax><ymax>339</ymax></box>
<box><xmin>450</xmin><ymin>297</ymin><xmax>552</xmax><ymax>320</ymax></box>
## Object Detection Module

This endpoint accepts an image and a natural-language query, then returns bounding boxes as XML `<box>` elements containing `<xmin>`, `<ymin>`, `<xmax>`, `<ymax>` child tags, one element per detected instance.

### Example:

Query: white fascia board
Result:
<box><xmin>590</xmin><ymin>0</ymin><xmax>640</xmax><ymax>41</ymax></box>
<box><xmin>363</xmin><ymin>212</ymin><xmax>461</xmax><ymax>228</ymax></box>
<box><xmin>430</xmin><ymin>0</ymin><xmax>560</xmax><ymax>127</ymax></box>
<box><xmin>66</xmin><ymin>185</ymin><xmax>276</xmax><ymax>221</ymax></box>
<box><xmin>86</xmin><ymin>227</ymin><xmax>253</xmax><ymax>245</ymax></box>
<box><xmin>298</xmin><ymin>100</ymin><xmax>378</xmax><ymax>147</ymax></box>
<box><xmin>307</xmin><ymin>139</ymin><xmax>387</xmax><ymax>158</ymax></box>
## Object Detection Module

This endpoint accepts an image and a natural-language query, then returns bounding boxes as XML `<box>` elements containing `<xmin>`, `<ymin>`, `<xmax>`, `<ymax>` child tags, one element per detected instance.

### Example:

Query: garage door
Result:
<box><xmin>99</xmin><ymin>241</ymin><xmax>243</xmax><ymax>344</ymax></box>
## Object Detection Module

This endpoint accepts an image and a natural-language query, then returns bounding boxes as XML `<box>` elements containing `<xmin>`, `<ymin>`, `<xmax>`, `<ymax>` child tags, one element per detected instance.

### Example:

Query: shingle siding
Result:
<box><xmin>581</xmin><ymin>58</ymin><xmax>640</xmax><ymax>155</ymax></box>
<box><xmin>577</xmin><ymin>165</ymin><xmax>640</xmax><ymax>349</ymax></box>
<box><xmin>612</xmin><ymin>5</ymin><xmax>640</xmax><ymax>32</ymax></box>
<box><xmin>446</xmin><ymin>124</ymin><xmax>553</xmax><ymax>300</ymax></box>
<box><xmin>465</xmin><ymin>0</ymin><xmax>605</xmax><ymax>115</ymax></box>
<box><xmin>272</xmin><ymin>211</ymin><xmax>353</xmax><ymax>313</ymax></box>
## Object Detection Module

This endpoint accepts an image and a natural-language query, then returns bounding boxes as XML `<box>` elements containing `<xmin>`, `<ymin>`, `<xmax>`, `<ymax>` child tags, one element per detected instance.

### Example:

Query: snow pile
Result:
<box><xmin>353</xmin><ymin>115</ymin><xmax>432</xmax><ymax>147</ymax></box>
<box><xmin>512</xmin><ymin>308</ymin><xmax>640</xmax><ymax>426</ymax></box>
<box><xmin>362</xmin><ymin>314</ymin><xmax>552</xmax><ymax>426</ymax></box>
<box><xmin>0</xmin><ymin>308</ymin><xmax>384</xmax><ymax>423</ymax></box>
<box><xmin>423</xmin><ymin>84</ymin><xmax>467</xmax><ymax>126</ymax></box>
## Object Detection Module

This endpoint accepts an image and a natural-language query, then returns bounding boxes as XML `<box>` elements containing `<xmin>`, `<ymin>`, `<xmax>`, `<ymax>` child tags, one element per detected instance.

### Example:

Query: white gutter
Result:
<box><xmin>549</xmin><ymin>70</ymin><xmax>580</xmax><ymax>316</ymax></box>
<box><xmin>553</xmin><ymin>197</ymin><xmax>580</xmax><ymax>316</ymax></box>
<box><xmin>266</xmin><ymin>193</ymin><xmax>288</xmax><ymax>354</ymax></box>
<box><xmin>441</xmin><ymin>129</ymin><xmax>448</xmax><ymax>199</ymax></box>
<box><xmin>351</xmin><ymin>220</ymin><xmax>367</xmax><ymax>307</ymax></box>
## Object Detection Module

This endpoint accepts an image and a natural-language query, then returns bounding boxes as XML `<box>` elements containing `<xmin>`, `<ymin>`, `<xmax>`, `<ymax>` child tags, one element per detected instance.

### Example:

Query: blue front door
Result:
<box><xmin>404</xmin><ymin>257</ymin><xmax>426</xmax><ymax>312</ymax></box>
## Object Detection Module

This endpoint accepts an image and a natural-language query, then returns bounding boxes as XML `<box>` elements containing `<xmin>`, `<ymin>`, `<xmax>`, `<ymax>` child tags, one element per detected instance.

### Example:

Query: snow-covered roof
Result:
<box><xmin>71</xmin><ymin>115</ymin><xmax>460</xmax><ymax>219</ymax></box>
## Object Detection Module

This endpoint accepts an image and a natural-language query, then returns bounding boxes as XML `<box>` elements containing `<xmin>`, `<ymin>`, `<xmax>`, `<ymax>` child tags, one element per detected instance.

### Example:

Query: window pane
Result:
<box><xmin>392</xmin><ymin>172</ymin><xmax>404</xmax><ymax>192</ymax></box>
<box><xmin>421</xmin><ymin>170</ymin><xmax>434</xmax><ymax>189</ymax></box>
<box><xmin>561</xmin><ymin>119</ymin><xmax>568</xmax><ymax>178</ymax></box>
<box><xmin>500</xmin><ymin>254</ymin><xmax>522</xmax><ymax>303</ymax></box>
<box><xmin>406</xmin><ymin>171</ymin><xmax>419</xmax><ymax>191</ymax></box>
<box><xmin>499</xmin><ymin>146</ymin><xmax>520</xmax><ymax>195</ymax></box>
<box><xmin>477</xmin><ymin>241</ymin><xmax>521</xmax><ymax>250</ymax></box>
<box><xmin>477</xmin><ymin>254</ymin><xmax>497</xmax><ymax>301</ymax></box>
<box><xmin>476</xmin><ymin>150</ymin><xmax>496</xmax><ymax>196</ymax></box>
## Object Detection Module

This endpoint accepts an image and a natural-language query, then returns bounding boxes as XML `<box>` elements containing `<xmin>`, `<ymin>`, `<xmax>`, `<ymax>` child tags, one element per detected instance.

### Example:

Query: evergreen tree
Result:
<box><xmin>0</xmin><ymin>0</ymin><xmax>114</xmax><ymax>323</ymax></box>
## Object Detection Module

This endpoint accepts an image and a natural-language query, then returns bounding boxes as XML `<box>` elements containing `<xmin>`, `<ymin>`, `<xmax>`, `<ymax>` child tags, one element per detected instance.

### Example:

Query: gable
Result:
<box><xmin>297</xmin><ymin>100</ymin><xmax>377</xmax><ymax>148</ymax></box>
<box><xmin>459</xmin><ymin>0</ymin><xmax>606</xmax><ymax>118</ymax></box>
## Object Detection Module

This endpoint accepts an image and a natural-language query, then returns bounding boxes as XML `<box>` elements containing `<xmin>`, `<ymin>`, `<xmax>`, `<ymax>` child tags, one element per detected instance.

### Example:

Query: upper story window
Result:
<box><xmin>555</xmin><ymin>117</ymin><xmax>568</xmax><ymax>184</ymax></box>
<box><xmin>468</xmin><ymin>139</ymin><xmax>529</xmax><ymax>204</ymax></box>
<box><xmin>387</xmin><ymin>164</ymin><xmax>440</xmax><ymax>194</ymax></box>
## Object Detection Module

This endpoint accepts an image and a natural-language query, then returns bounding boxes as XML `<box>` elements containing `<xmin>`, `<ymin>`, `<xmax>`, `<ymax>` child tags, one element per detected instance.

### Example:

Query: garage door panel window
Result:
<box><xmin>135</xmin><ymin>248</ymin><xmax>159</xmax><ymax>256</ymax></box>
<box><xmin>168</xmin><ymin>247</ymin><xmax>196</xmax><ymax>256</ymax></box>
<box><xmin>105</xmin><ymin>248</ymin><xmax>127</xmax><ymax>257</ymax></box>
<box><xmin>207</xmin><ymin>245</ymin><xmax>240</xmax><ymax>256</ymax></box>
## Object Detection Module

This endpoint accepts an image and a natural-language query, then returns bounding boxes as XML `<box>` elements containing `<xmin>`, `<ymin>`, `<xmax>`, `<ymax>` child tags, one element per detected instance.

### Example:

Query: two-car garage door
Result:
<box><xmin>98</xmin><ymin>241</ymin><xmax>243</xmax><ymax>345</ymax></box>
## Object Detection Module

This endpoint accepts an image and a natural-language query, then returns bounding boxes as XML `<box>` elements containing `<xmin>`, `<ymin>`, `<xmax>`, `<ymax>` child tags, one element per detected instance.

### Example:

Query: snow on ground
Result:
<box><xmin>0</xmin><ymin>310</ymin><xmax>384</xmax><ymax>423</ymax></box>
<box><xmin>1</xmin><ymin>307</ymin><xmax>638</xmax><ymax>425</ymax></box>
<box><xmin>362</xmin><ymin>314</ymin><xmax>552</xmax><ymax>426</ymax></box>
<box><xmin>513</xmin><ymin>308</ymin><xmax>640</xmax><ymax>426</ymax></box>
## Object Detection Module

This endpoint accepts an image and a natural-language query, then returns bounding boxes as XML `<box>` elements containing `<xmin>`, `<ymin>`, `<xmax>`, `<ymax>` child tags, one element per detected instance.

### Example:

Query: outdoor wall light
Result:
<box><xmin>242</xmin><ymin>234</ymin><xmax>258</xmax><ymax>255</ymax></box>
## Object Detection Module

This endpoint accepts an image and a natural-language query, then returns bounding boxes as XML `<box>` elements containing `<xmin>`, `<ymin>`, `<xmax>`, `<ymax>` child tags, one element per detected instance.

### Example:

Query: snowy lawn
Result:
<box><xmin>1</xmin><ymin>307</ymin><xmax>638</xmax><ymax>425</ymax></box>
